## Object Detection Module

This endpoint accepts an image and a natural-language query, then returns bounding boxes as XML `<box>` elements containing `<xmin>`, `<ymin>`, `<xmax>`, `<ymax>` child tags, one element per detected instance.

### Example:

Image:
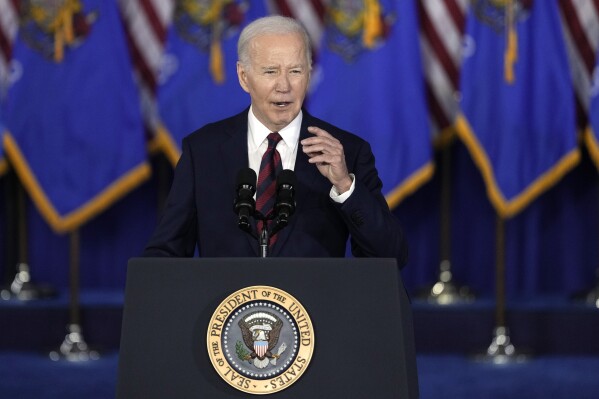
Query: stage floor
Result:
<box><xmin>1</xmin><ymin>351</ymin><xmax>599</xmax><ymax>399</ymax></box>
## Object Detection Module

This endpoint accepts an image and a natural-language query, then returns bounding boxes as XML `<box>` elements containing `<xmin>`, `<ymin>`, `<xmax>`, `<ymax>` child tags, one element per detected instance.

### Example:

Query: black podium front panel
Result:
<box><xmin>116</xmin><ymin>258</ymin><xmax>418</xmax><ymax>398</ymax></box>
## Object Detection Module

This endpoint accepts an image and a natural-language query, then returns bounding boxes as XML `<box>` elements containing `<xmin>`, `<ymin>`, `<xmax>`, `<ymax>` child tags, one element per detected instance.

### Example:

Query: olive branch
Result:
<box><xmin>236</xmin><ymin>340</ymin><xmax>250</xmax><ymax>362</ymax></box>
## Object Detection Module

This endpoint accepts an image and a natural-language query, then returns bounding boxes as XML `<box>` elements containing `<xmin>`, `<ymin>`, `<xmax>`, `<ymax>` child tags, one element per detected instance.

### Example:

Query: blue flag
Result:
<box><xmin>1</xmin><ymin>0</ymin><xmax>149</xmax><ymax>233</ymax></box>
<box><xmin>455</xmin><ymin>0</ymin><xmax>579</xmax><ymax>218</ymax></box>
<box><xmin>156</xmin><ymin>1</ymin><xmax>269</xmax><ymax>163</ymax></box>
<box><xmin>587</xmin><ymin>47</ymin><xmax>599</xmax><ymax>169</ymax></box>
<box><xmin>306</xmin><ymin>0</ymin><xmax>432</xmax><ymax>207</ymax></box>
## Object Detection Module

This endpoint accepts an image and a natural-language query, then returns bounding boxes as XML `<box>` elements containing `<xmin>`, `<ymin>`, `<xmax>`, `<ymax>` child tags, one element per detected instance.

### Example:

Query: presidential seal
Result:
<box><xmin>207</xmin><ymin>286</ymin><xmax>314</xmax><ymax>395</ymax></box>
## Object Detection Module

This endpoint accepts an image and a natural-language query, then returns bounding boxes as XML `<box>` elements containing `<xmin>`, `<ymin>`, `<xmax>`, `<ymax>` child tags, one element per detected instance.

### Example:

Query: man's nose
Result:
<box><xmin>275</xmin><ymin>74</ymin><xmax>291</xmax><ymax>92</ymax></box>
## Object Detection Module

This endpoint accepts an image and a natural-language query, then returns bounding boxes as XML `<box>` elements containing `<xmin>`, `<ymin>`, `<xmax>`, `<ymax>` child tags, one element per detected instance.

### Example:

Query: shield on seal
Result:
<box><xmin>254</xmin><ymin>340</ymin><xmax>268</xmax><ymax>358</ymax></box>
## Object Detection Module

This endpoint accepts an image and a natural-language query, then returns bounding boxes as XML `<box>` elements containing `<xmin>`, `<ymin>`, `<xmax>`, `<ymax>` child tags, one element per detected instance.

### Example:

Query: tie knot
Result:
<box><xmin>267</xmin><ymin>132</ymin><xmax>282</xmax><ymax>149</ymax></box>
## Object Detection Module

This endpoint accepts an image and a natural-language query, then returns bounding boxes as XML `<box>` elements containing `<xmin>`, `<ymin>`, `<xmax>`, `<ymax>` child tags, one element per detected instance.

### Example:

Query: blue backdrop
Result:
<box><xmin>0</xmin><ymin>0</ymin><xmax>598</xmax><ymax>300</ymax></box>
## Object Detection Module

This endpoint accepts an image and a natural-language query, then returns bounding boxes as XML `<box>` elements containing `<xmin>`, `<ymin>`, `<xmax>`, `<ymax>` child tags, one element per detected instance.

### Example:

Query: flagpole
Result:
<box><xmin>475</xmin><ymin>214</ymin><xmax>527</xmax><ymax>364</ymax></box>
<box><xmin>1</xmin><ymin>166</ymin><xmax>18</xmax><ymax>297</ymax></box>
<box><xmin>576</xmin><ymin>185</ymin><xmax>599</xmax><ymax>308</ymax></box>
<box><xmin>582</xmin><ymin>270</ymin><xmax>599</xmax><ymax>308</ymax></box>
<box><xmin>49</xmin><ymin>229</ymin><xmax>98</xmax><ymax>361</ymax></box>
<box><xmin>157</xmin><ymin>153</ymin><xmax>171</xmax><ymax>212</ymax></box>
<box><xmin>1</xmin><ymin>168</ymin><xmax>55</xmax><ymax>301</ymax></box>
<box><xmin>417</xmin><ymin>139</ymin><xmax>474</xmax><ymax>304</ymax></box>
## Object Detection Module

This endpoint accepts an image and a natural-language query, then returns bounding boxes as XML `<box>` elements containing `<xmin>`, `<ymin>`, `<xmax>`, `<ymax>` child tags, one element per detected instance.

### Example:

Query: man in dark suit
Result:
<box><xmin>143</xmin><ymin>15</ymin><xmax>408</xmax><ymax>268</ymax></box>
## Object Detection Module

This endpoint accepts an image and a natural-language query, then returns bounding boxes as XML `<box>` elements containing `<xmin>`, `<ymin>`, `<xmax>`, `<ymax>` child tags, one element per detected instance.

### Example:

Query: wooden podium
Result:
<box><xmin>116</xmin><ymin>258</ymin><xmax>419</xmax><ymax>398</ymax></box>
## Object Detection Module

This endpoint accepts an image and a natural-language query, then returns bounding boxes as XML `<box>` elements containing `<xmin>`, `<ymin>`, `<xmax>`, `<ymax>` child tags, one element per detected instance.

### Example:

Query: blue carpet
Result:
<box><xmin>0</xmin><ymin>351</ymin><xmax>118</xmax><ymax>399</ymax></box>
<box><xmin>1</xmin><ymin>352</ymin><xmax>599</xmax><ymax>398</ymax></box>
<box><xmin>417</xmin><ymin>355</ymin><xmax>599</xmax><ymax>399</ymax></box>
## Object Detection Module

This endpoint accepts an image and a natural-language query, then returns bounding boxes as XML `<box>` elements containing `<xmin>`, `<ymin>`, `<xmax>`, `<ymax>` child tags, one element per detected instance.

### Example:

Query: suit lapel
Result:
<box><xmin>218</xmin><ymin>109</ymin><xmax>260</xmax><ymax>256</ymax></box>
<box><xmin>219</xmin><ymin>111</ymin><xmax>249</xmax><ymax>186</ymax></box>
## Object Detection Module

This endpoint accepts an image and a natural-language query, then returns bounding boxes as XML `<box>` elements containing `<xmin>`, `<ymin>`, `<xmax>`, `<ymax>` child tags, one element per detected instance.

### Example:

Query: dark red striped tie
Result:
<box><xmin>256</xmin><ymin>132</ymin><xmax>283</xmax><ymax>245</ymax></box>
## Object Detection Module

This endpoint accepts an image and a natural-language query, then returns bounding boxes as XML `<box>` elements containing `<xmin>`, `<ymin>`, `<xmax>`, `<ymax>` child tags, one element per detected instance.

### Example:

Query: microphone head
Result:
<box><xmin>234</xmin><ymin>168</ymin><xmax>256</xmax><ymax>225</ymax></box>
<box><xmin>236</xmin><ymin>168</ymin><xmax>257</xmax><ymax>190</ymax></box>
<box><xmin>276</xmin><ymin>169</ymin><xmax>296</xmax><ymax>188</ymax></box>
<box><xmin>274</xmin><ymin>169</ymin><xmax>296</xmax><ymax>220</ymax></box>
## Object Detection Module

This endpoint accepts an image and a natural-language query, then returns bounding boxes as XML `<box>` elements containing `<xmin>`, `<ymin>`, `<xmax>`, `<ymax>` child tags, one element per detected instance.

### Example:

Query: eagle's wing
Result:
<box><xmin>267</xmin><ymin>319</ymin><xmax>283</xmax><ymax>350</ymax></box>
<box><xmin>238</xmin><ymin>320</ymin><xmax>254</xmax><ymax>350</ymax></box>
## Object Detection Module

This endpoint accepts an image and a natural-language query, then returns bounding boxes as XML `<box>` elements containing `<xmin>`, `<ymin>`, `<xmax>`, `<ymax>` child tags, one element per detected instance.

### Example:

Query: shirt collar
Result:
<box><xmin>248</xmin><ymin>106</ymin><xmax>303</xmax><ymax>148</ymax></box>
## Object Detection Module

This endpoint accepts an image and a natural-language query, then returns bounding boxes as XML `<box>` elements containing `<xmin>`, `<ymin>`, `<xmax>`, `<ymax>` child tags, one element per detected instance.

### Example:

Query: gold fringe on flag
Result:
<box><xmin>0</xmin><ymin>158</ymin><xmax>7</xmax><ymax>176</ymax></box>
<box><xmin>3</xmin><ymin>132</ymin><xmax>151</xmax><ymax>233</ymax></box>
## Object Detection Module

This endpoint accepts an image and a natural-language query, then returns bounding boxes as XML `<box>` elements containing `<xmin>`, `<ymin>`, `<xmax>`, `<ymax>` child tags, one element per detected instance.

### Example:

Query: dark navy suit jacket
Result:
<box><xmin>143</xmin><ymin>109</ymin><xmax>408</xmax><ymax>267</ymax></box>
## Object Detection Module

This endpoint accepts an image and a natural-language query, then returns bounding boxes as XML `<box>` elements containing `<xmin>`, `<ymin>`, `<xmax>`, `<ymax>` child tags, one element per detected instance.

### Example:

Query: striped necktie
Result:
<box><xmin>256</xmin><ymin>132</ymin><xmax>283</xmax><ymax>244</ymax></box>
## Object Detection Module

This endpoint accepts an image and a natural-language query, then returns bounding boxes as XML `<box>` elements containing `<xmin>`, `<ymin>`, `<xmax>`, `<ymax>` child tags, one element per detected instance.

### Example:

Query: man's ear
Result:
<box><xmin>237</xmin><ymin>62</ymin><xmax>250</xmax><ymax>93</ymax></box>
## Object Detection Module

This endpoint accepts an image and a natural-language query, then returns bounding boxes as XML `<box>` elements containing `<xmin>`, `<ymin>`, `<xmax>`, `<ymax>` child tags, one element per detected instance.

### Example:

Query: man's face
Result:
<box><xmin>237</xmin><ymin>32</ymin><xmax>310</xmax><ymax>132</ymax></box>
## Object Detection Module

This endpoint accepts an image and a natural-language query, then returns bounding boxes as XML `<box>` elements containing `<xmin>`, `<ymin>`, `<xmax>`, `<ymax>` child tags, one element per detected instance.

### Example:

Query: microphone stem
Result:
<box><xmin>259</xmin><ymin>227</ymin><xmax>269</xmax><ymax>258</ymax></box>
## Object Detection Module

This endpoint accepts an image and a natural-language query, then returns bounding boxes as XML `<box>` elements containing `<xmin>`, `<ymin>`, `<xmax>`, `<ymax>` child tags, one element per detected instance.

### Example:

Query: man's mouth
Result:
<box><xmin>273</xmin><ymin>101</ymin><xmax>292</xmax><ymax>107</ymax></box>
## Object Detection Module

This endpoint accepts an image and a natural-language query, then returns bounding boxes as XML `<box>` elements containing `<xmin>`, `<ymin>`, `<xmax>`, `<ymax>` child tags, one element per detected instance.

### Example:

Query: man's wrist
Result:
<box><xmin>334</xmin><ymin>175</ymin><xmax>354</xmax><ymax>195</ymax></box>
<box><xmin>330</xmin><ymin>174</ymin><xmax>356</xmax><ymax>203</ymax></box>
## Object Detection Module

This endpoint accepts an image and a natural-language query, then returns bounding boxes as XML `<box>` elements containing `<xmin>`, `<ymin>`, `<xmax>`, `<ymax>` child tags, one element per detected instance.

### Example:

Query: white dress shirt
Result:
<box><xmin>246</xmin><ymin>107</ymin><xmax>355</xmax><ymax>202</ymax></box>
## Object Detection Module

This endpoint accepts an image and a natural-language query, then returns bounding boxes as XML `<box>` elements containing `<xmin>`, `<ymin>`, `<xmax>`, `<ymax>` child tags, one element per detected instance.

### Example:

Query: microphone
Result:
<box><xmin>271</xmin><ymin>169</ymin><xmax>296</xmax><ymax>234</ymax></box>
<box><xmin>234</xmin><ymin>168</ymin><xmax>257</xmax><ymax>233</ymax></box>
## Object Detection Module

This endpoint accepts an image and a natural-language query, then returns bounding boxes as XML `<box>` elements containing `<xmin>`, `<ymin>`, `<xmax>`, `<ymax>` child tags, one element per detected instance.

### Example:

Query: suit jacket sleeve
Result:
<box><xmin>142</xmin><ymin>137</ymin><xmax>197</xmax><ymax>257</ymax></box>
<box><xmin>336</xmin><ymin>139</ymin><xmax>408</xmax><ymax>268</ymax></box>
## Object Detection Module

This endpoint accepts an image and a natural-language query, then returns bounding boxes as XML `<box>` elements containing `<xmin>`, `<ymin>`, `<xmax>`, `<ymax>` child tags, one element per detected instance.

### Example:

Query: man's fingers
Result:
<box><xmin>302</xmin><ymin>128</ymin><xmax>342</xmax><ymax>152</ymax></box>
<box><xmin>302</xmin><ymin>126</ymin><xmax>338</xmax><ymax>144</ymax></box>
<box><xmin>307</xmin><ymin>153</ymin><xmax>343</xmax><ymax>165</ymax></box>
<box><xmin>303</xmin><ymin>143</ymin><xmax>330</xmax><ymax>154</ymax></box>
<box><xmin>306</xmin><ymin>126</ymin><xmax>329</xmax><ymax>136</ymax></box>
